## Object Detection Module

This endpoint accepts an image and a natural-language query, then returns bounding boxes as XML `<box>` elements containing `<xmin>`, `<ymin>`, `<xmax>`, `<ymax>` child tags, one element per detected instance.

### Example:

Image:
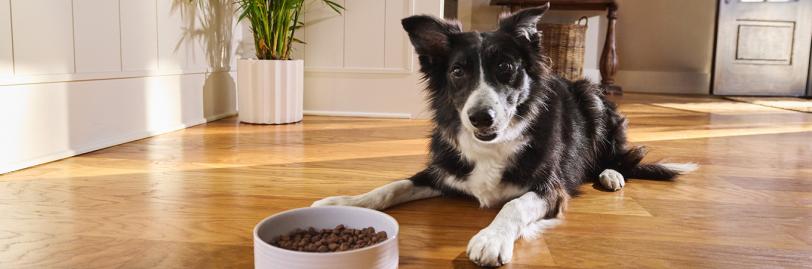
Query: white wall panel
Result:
<box><xmin>233</xmin><ymin>20</ymin><xmax>254</xmax><ymax>66</ymax></box>
<box><xmin>10</xmin><ymin>0</ymin><xmax>74</xmax><ymax>76</ymax></box>
<box><xmin>1</xmin><ymin>0</ymin><xmax>239</xmax><ymax>174</ymax></box>
<box><xmin>120</xmin><ymin>0</ymin><xmax>158</xmax><ymax>72</ymax></box>
<box><xmin>303</xmin><ymin>0</ymin><xmax>442</xmax><ymax>119</ymax></box>
<box><xmin>290</xmin><ymin>11</ymin><xmax>306</xmax><ymax>60</ymax></box>
<box><xmin>186</xmin><ymin>3</ymin><xmax>208</xmax><ymax>70</ymax></box>
<box><xmin>384</xmin><ymin>0</ymin><xmax>410</xmax><ymax>70</ymax></box>
<box><xmin>73</xmin><ymin>0</ymin><xmax>122</xmax><ymax>73</ymax></box>
<box><xmin>157</xmin><ymin>0</ymin><xmax>188</xmax><ymax>70</ymax></box>
<box><xmin>301</xmin><ymin>0</ymin><xmax>412</xmax><ymax>71</ymax></box>
<box><xmin>1</xmin><ymin>0</ymin><xmax>433</xmax><ymax>174</ymax></box>
<box><xmin>303</xmin><ymin>0</ymin><xmax>345</xmax><ymax>68</ymax></box>
<box><xmin>0</xmin><ymin>0</ymin><xmax>12</xmax><ymax>76</ymax></box>
<box><xmin>0</xmin><ymin>70</ymin><xmax>237</xmax><ymax>174</ymax></box>
<box><xmin>0</xmin><ymin>73</ymin><xmax>218</xmax><ymax>174</ymax></box>
<box><xmin>344</xmin><ymin>0</ymin><xmax>385</xmax><ymax>68</ymax></box>
<box><xmin>196</xmin><ymin>1</ymin><xmax>237</xmax><ymax>71</ymax></box>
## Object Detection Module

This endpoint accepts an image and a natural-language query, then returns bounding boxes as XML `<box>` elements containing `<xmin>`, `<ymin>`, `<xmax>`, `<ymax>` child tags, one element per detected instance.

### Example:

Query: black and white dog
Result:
<box><xmin>313</xmin><ymin>4</ymin><xmax>696</xmax><ymax>267</ymax></box>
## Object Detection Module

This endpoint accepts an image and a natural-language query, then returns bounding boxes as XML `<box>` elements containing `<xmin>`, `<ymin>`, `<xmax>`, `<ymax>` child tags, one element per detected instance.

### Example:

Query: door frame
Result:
<box><xmin>808</xmin><ymin>41</ymin><xmax>812</xmax><ymax>96</ymax></box>
<box><xmin>710</xmin><ymin>0</ymin><xmax>722</xmax><ymax>95</ymax></box>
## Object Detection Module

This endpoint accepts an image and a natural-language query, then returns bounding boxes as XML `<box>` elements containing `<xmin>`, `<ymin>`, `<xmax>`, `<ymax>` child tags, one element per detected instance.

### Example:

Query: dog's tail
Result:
<box><xmin>627</xmin><ymin>162</ymin><xmax>699</xmax><ymax>180</ymax></box>
<box><xmin>616</xmin><ymin>146</ymin><xmax>698</xmax><ymax>180</ymax></box>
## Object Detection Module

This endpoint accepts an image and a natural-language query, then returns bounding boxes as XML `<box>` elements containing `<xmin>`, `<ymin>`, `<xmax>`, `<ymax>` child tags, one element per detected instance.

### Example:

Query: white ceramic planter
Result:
<box><xmin>237</xmin><ymin>59</ymin><xmax>304</xmax><ymax>124</ymax></box>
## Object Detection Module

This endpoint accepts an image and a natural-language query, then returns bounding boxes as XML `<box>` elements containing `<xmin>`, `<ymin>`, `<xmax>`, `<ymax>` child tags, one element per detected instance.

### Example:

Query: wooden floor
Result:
<box><xmin>2</xmin><ymin>93</ymin><xmax>812</xmax><ymax>268</ymax></box>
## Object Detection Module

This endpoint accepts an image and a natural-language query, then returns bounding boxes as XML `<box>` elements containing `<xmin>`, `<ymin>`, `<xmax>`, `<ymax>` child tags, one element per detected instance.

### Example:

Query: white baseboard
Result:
<box><xmin>615</xmin><ymin>70</ymin><xmax>710</xmax><ymax>95</ymax></box>
<box><xmin>205</xmin><ymin>111</ymin><xmax>238</xmax><ymax>122</ymax></box>
<box><xmin>1</xmin><ymin>111</ymin><xmax>236</xmax><ymax>175</ymax></box>
<box><xmin>303</xmin><ymin>110</ymin><xmax>412</xmax><ymax>119</ymax></box>
<box><xmin>0</xmin><ymin>118</ymin><xmax>212</xmax><ymax>175</ymax></box>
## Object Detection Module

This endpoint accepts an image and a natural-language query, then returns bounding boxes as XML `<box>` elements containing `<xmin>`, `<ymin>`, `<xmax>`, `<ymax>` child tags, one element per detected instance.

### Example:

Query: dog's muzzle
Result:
<box><xmin>468</xmin><ymin>108</ymin><xmax>498</xmax><ymax>141</ymax></box>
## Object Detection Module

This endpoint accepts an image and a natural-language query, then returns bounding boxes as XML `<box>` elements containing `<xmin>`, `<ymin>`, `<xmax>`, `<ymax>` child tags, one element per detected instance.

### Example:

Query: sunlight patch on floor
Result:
<box><xmin>651</xmin><ymin>101</ymin><xmax>790</xmax><ymax>115</ymax></box>
<box><xmin>630</xmin><ymin>124</ymin><xmax>812</xmax><ymax>142</ymax></box>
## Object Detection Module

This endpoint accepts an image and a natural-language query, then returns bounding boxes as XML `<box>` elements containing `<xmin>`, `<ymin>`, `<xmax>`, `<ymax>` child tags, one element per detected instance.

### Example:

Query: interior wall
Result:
<box><xmin>0</xmin><ymin>0</ymin><xmax>242</xmax><ymax>174</ymax></box>
<box><xmin>613</xmin><ymin>0</ymin><xmax>716</xmax><ymax>94</ymax></box>
<box><xmin>293</xmin><ymin>0</ymin><xmax>444</xmax><ymax>119</ymax></box>
<box><xmin>457</xmin><ymin>0</ymin><xmax>717</xmax><ymax>94</ymax></box>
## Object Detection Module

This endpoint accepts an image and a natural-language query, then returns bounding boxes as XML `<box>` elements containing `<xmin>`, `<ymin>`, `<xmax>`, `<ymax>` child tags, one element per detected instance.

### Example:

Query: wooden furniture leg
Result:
<box><xmin>600</xmin><ymin>3</ymin><xmax>622</xmax><ymax>95</ymax></box>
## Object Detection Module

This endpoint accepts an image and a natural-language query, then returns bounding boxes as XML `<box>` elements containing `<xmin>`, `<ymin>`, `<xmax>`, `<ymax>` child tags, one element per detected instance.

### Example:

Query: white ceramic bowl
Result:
<box><xmin>253</xmin><ymin>206</ymin><xmax>399</xmax><ymax>269</ymax></box>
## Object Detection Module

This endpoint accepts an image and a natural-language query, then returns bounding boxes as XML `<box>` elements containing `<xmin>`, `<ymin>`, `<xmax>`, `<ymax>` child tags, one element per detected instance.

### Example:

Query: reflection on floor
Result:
<box><xmin>2</xmin><ymin>93</ymin><xmax>811</xmax><ymax>268</ymax></box>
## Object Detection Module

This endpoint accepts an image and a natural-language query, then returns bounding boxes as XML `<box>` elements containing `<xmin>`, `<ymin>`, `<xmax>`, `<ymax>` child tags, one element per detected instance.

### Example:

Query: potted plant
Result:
<box><xmin>234</xmin><ymin>0</ymin><xmax>343</xmax><ymax>124</ymax></box>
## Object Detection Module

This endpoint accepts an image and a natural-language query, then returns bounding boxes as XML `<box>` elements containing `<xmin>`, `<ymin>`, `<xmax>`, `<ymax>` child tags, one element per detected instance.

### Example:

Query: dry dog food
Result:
<box><xmin>269</xmin><ymin>224</ymin><xmax>388</xmax><ymax>252</ymax></box>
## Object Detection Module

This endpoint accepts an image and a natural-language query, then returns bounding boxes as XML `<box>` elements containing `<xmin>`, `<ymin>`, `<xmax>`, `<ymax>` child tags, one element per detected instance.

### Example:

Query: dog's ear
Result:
<box><xmin>497</xmin><ymin>4</ymin><xmax>549</xmax><ymax>43</ymax></box>
<box><xmin>401</xmin><ymin>15</ymin><xmax>461</xmax><ymax>57</ymax></box>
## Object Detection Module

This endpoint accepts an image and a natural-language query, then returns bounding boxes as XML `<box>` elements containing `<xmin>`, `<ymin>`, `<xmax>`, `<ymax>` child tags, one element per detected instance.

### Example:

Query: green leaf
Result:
<box><xmin>322</xmin><ymin>0</ymin><xmax>344</xmax><ymax>14</ymax></box>
<box><xmin>220</xmin><ymin>0</ymin><xmax>344</xmax><ymax>59</ymax></box>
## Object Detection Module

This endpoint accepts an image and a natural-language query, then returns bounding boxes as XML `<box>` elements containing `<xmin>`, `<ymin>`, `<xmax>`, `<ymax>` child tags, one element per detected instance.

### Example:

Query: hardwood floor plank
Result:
<box><xmin>545</xmin><ymin>233</ymin><xmax>812</xmax><ymax>269</ymax></box>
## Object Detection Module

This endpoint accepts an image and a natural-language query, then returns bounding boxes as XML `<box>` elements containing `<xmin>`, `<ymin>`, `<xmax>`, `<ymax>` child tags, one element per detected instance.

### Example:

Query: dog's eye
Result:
<box><xmin>450</xmin><ymin>67</ymin><xmax>465</xmax><ymax>78</ymax></box>
<box><xmin>497</xmin><ymin>62</ymin><xmax>513</xmax><ymax>73</ymax></box>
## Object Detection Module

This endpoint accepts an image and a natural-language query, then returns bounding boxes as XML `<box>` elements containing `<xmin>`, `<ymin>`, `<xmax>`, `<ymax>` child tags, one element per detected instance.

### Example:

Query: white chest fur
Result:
<box><xmin>442</xmin><ymin>131</ymin><xmax>529</xmax><ymax>208</ymax></box>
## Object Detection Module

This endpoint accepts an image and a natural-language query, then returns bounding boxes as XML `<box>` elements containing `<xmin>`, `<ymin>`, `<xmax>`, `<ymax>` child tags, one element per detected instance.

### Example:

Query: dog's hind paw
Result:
<box><xmin>467</xmin><ymin>227</ymin><xmax>515</xmax><ymax>267</ymax></box>
<box><xmin>311</xmin><ymin>195</ymin><xmax>359</xmax><ymax>207</ymax></box>
<box><xmin>599</xmin><ymin>169</ymin><xmax>625</xmax><ymax>191</ymax></box>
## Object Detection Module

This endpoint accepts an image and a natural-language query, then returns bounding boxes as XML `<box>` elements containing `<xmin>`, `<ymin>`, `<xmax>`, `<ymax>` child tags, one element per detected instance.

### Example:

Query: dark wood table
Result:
<box><xmin>490</xmin><ymin>0</ymin><xmax>622</xmax><ymax>95</ymax></box>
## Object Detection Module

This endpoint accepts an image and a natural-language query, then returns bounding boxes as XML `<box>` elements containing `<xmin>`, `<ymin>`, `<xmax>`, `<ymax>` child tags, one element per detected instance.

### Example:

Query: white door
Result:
<box><xmin>713</xmin><ymin>0</ymin><xmax>812</xmax><ymax>96</ymax></box>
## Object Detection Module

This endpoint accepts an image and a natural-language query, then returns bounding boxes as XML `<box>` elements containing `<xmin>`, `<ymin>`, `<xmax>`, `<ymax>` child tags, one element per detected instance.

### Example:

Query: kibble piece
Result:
<box><xmin>269</xmin><ymin>225</ymin><xmax>388</xmax><ymax>253</ymax></box>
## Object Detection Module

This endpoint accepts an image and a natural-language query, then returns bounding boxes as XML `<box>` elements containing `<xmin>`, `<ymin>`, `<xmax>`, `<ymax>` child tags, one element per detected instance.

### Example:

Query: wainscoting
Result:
<box><xmin>297</xmin><ymin>0</ymin><xmax>443</xmax><ymax>119</ymax></box>
<box><xmin>0</xmin><ymin>0</ymin><xmax>444</xmax><ymax>173</ymax></box>
<box><xmin>0</xmin><ymin>0</ymin><xmax>241</xmax><ymax>173</ymax></box>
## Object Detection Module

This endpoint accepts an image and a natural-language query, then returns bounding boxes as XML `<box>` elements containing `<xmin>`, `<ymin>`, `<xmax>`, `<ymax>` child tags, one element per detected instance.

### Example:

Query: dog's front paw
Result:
<box><xmin>311</xmin><ymin>195</ymin><xmax>360</xmax><ymax>207</ymax></box>
<box><xmin>467</xmin><ymin>227</ymin><xmax>515</xmax><ymax>267</ymax></box>
<box><xmin>599</xmin><ymin>169</ymin><xmax>625</xmax><ymax>191</ymax></box>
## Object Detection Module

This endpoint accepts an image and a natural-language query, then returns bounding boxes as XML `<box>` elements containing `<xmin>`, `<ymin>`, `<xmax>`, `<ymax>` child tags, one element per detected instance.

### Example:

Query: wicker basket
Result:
<box><xmin>539</xmin><ymin>17</ymin><xmax>588</xmax><ymax>81</ymax></box>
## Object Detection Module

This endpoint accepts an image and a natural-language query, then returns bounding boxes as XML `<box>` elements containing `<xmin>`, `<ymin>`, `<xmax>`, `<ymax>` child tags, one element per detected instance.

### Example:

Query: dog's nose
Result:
<box><xmin>468</xmin><ymin>109</ymin><xmax>495</xmax><ymax>129</ymax></box>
